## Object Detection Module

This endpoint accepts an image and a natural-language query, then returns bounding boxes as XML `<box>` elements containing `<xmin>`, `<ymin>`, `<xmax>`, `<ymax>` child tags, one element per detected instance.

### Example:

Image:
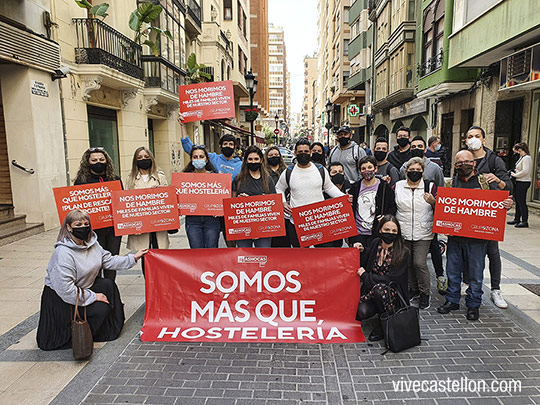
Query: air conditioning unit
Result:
<box><xmin>500</xmin><ymin>42</ymin><xmax>540</xmax><ymax>91</ymax></box>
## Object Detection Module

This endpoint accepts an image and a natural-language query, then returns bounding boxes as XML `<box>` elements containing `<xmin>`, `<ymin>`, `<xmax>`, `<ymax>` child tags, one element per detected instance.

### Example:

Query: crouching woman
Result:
<box><xmin>37</xmin><ymin>210</ymin><xmax>147</xmax><ymax>351</ymax></box>
<box><xmin>354</xmin><ymin>215</ymin><xmax>409</xmax><ymax>341</ymax></box>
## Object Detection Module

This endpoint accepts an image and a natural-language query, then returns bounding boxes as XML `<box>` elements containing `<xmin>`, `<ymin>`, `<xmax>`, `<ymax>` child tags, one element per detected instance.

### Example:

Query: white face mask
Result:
<box><xmin>467</xmin><ymin>137</ymin><xmax>482</xmax><ymax>151</ymax></box>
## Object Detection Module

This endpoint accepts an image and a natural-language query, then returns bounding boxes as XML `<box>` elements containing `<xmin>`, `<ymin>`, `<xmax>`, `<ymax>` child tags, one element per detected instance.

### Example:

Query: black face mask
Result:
<box><xmin>221</xmin><ymin>146</ymin><xmax>234</xmax><ymax>157</ymax></box>
<box><xmin>406</xmin><ymin>171</ymin><xmax>423</xmax><ymax>182</ymax></box>
<box><xmin>136</xmin><ymin>159</ymin><xmax>152</xmax><ymax>170</ymax></box>
<box><xmin>247</xmin><ymin>162</ymin><xmax>261</xmax><ymax>172</ymax></box>
<box><xmin>374</xmin><ymin>150</ymin><xmax>387</xmax><ymax>162</ymax></box>
<box><xmin>380</xmin><ymin>232</ymin><xmax>399</xmax><ymax>244</ymax></box>
<box><xmin>311</xmin><ymin>152</ymin><xmax>324</xmax><ymax>163</ymax></box>
<box><xmin>411</xmin><ymin>148</ymin><xmax>425</xmax><ymax>159</ymax></box>
<box><xmin>89</xmin><ymin>162</ymin><xmax>106</xmax><ymax>174</ymax></box>
<box><xmin>267</xmin><ymin>156</ymin><xmax>281</xmax><ymax>167</ymax></box>
<box><xmin>397</xmin><ymin>138</ymin><xmax>410</xmax><ymax>148</ymax></box>
<box><xmin>296</xmin><ymin>153</ymin><xmax>311</xmax><ymax>166</ymax></box>
<box><xmin>331</xmin><ymin>173</ymin><xmax>345</xmax><ymax>185</ymax></box>
<box><xmin>338</xmin><ymin>137</ymin><xmax>351</xmax><ymax>147</ymax></box>
<box><xmin>456</xmin><ymin>164</ymin><xmax>474</xmax><ymax>178</ymax></box>
<box><xmin>71</xmin><ymin>226</ymin><xmax>91</xmax><ymax>241</ymax></box>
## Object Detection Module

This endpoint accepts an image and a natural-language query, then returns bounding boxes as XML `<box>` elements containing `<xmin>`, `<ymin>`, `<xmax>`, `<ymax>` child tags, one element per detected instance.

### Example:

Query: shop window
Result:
<box><xmin>87</xmin><ymin>106</ymin><xmax>120</xmax><ymax>174</ymax></box>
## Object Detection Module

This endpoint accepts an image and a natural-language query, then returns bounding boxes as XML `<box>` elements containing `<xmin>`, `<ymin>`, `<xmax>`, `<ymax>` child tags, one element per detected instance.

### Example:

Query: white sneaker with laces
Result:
<box><xmin>491</xmin><ymin>289</ymin><xmax>508</xmax><ymax>309</ymax></box>
<box><xmin>461</xmin><ymin>283</ymin><xmax>469</xmax><ymax>296</ymax></box>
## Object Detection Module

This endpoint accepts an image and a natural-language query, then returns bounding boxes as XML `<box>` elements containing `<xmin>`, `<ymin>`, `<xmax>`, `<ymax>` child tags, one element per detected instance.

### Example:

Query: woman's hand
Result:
<box><xmin>382</xmin><ymin>175</ymin><xmax>391</xmax><ymax>184</ymax></box>
<box><xmin>502</xmin><ymin>197</ymin><xmax>513</xmax><ymax>210</ymax></box>
<box><xmin>357</xmin><ymin>267</ymin><xmax>366</xmax><ymax>277</ymax></box>
<box><xmin>238</xmin><ymin>193</ymin><xmax>249</xmax><ymax>197</ymax></box>
<box><xmin>353</xmin><ymin>242</ymin><xmax>364</xmax><ymax>252</ymax></box>
<box><xmin>134</xmin><ymin>249</ymin><xmax>149</xmax><ymax>261</ymax></box>
<box><xmin>95</xmin><ymin>293</ymin><xmax>109</xmax><ymax>304</ymax></box>
<box><xmin>177</xmin><ymin>113</ymin><xmax>185</xmax><ymax>125</ymax></box>
<box><xmin>347</xmin><ymin>194</ymin><xmax>353</xmax><ymax>204</ymax></box>
<box><xmin>424</xmin><ymin>192</ymin><xmax>435</xmax><ymax>206</ymax></box>
<box><xmin>283</xmin><ymin>202</ymin><xmax>292</xmax><ymax>216</ymax></box>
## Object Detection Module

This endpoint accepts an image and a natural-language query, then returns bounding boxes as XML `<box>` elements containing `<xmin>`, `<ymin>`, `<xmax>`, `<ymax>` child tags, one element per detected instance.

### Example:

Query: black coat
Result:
<box><xmin>74</xmin><ymin>173</ymin><xmax>123</xmax><ymax>188</ymax></box>
<box><xmin>360</xmin><ymin>238</ymin><xmax>409</xmax><ymax>301</ymax></box>
<box><xmin>349</xmin><ymin>179</ymin><xmax>396</xmax><ymax>243</ymax></box>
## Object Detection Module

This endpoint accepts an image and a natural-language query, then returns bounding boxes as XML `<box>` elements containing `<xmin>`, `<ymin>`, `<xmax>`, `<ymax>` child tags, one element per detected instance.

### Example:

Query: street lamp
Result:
<box><xmin>245</xmin><ymin>70</ymin><xmax>256</xmax><ymax>145</ymax></box>
<box><xmin>274</xmin><ymin>113</ymin><xmax>279</xmax><ymax>144</ymax></box>
<box><xmin>325</xmin><ymin>99</ymin><xmax>333</xmax><ymax>147</ymax></box>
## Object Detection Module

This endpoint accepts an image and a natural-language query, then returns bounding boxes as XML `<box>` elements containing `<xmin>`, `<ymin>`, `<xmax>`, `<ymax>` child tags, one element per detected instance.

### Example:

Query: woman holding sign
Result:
<box><xmin>232</xmin><ymin>146</ymin><xmax>277</xmax><ymax>247</ymax></box>
<box><xmin>395</xmin><ymin>157</ymin><xmax>436</xmax><ymax>311</ymax></box>
<box><xmin>182</xmin><ymin>146</ymin><xmax>221</xmax><ymax>249</ymax></box>
<box><xmin>126</xmin><ymin>147</ymin><xmax>169</xmax><ymax>273</ymax></box>
<box><xmin>74</xmin><ymin>147</ymin><xmax>122</xmax><ymax>280</ymax></box>
<box><xmin>37</xmin><ymin>210</ymin><xmax>147</xmax><ymax>351</ymax></box>
<box><xmin>354</xmin><ymin>215</ymin><xmax>409</xmax><ymax>341</ymax></box>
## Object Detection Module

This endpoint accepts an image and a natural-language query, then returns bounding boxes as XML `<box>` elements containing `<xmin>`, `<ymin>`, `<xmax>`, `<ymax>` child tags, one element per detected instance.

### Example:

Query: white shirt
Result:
<box><xmin>275</xmin><ymin>163</ymin><xmax>344</xmax><ymax>208</ymax></box>
<box><xmin>513</xmin><ymin>155</ymin><xmax>531</xmax><ymax>182</ymax></box>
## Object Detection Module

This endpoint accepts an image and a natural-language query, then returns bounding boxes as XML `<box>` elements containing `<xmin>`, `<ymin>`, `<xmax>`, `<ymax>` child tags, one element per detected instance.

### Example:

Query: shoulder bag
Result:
<box><xmin>72</xmin><ymin>287</ymin><xmax>93</xmax><ymax>360</ymax></box>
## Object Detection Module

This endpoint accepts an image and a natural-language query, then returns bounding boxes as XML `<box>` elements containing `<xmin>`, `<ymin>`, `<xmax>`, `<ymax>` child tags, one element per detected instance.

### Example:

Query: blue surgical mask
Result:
<box><xmin>435</xmin><ymin>144</ymin><xmax>441</xmax><ymax>151</ymax></box>
<box><xmin>192</xmin><ymin>159</ymin><xmax>206</xmax><ymax>170</ymax></box>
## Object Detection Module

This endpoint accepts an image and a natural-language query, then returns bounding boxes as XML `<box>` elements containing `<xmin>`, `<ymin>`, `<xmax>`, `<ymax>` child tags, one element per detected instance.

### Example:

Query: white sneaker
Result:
<box><xmin>491</xmin><ymin>289</ymin><xmax>508</xmax><ymax>309</ymax></box>
<box><xmin>461</xmin><ymin>283</ymin><xmax>469</xmax><ymax>296</ymax></box>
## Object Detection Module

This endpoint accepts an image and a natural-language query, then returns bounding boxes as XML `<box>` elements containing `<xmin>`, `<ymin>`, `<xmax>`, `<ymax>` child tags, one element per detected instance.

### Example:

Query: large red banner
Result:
<box><xmin>111</xmin><ymin>187</ymin><xmax>180</xmax><ymax>236</ymax></box>
<box><xmin>141</xmin><ymin>248</ymin><xmax>364</xmax><ymax>343</ymax></box>
<box><xmin>172</xmin><ymin>173</ymin><xmax>232</xmax><ymax>216</ymax></box>
<box><xmin>53</xmin><ymin>181</ymin><xmax>122</xmax><ymax>229</ymax></box>
<box><xmin>291</xmin><ymin>196</ymin><xmax>357</xmax><ymax>247</ymax></box>
<box><xmin>223</xmin><ymin>194</ymin><xmax>286</xmax><ymax>241</ymax></box>
<box><xmin>179</xmin><ymin>80</ymin><xmax>235</xmax><ymax>122</ymax></box>
<box><xmin>433</xmin><ymin>187</ymin><xmax>509</xmax><ymax>241</ymax></box>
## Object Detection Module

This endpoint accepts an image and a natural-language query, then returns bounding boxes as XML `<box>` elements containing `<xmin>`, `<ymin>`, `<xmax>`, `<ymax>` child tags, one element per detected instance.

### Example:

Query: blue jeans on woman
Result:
<box><xmin>236</xmin><ymin>237</ymin><xmax>272</xmax><ymax>248</ymax></box>
<box><xmin>185</xmin><ymin>216</ymin><xmax>221</xmax><ymax>248</ymax></box>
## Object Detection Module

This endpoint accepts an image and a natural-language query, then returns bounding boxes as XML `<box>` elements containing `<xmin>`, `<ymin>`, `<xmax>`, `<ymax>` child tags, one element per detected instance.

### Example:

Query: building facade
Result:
<box><xmin>302</xmin><ymin>56</ymin><xmax>318</xmax><ymax>138</ymax></box>
<box><xmin>268</xmin><ymin>24</ymin><xmax>288</xmax><ymax>132</ymax></box>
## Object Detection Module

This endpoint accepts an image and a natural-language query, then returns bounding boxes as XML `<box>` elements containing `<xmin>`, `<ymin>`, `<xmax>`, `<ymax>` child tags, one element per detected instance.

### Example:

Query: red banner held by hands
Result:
<box><xmin>53</xmin><ymin>181</ymin><xmax>122</xmax><ymax>229</ymax></box>
<box><xmin>291</xmin><ymin>196</ymin><xmax>357</xmax><ymax>247</ymax></box>
<box><xmin>172</xmin><ymin>173</ymin><xmax>232</xmax><ymax>216</ymax></box>
<box><xmin>141</xmin><ymin>248</ymin><xmax>365</xmax><ymax>343</ymax></box>
<box><xmin>179</xmin><ymin>80</ymin><xmax>235</xmax><ymax>122</ymax></box>
<box><xmin>433</xmin><ymin>187</ymin><xmax>509</xmax><ymax>241</ymax></box>
<box><xmin>223</xmin><ymin>194</ymin><xmax>286</xmax><ymax>240</ymax></box>
<box><xmin>111</xmin><ymin>187</ymin><xmax>180</xmax><ymax>236</ymax></box>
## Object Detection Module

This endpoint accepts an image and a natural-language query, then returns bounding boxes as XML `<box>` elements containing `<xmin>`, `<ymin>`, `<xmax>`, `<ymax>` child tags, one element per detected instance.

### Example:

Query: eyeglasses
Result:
<box><xmin>193</xmin><ymin>145</ymin><xmax>206</xmax><ymax>148</ymax></box>
<box><xmin>455</xmin><ymin>160</ymin><xmax>475</xmax><ymax>168</ymax></box>
<box><xmin>89</xmin><ymin>147</ymin><xmax>105</xmax><ymax>152</ymax></box>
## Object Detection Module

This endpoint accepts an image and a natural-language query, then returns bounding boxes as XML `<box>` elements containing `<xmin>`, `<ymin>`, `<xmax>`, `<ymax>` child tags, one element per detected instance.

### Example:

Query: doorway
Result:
<box><xmin>0</xmin><ymin>85</ymin><xmax>13</xmax><ymax>206</ymax></box>
<box><xmin>441</xmin><ymin>112</ymin><xmax>454</xmax><ymax>177</ymax></box>
<box><xmin>87</xmin><ymin>106</ymin><xmax>120</xmax><ymax>174</ymax></box>
<box><xmin>494</xmin><ymin>99</ymin><xmax>523</xmax><ymax>169</ymax></box>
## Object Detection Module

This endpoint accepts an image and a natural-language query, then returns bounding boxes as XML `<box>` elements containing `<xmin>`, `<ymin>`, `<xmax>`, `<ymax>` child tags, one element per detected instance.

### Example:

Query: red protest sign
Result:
<box><xmin>141</xmin><ymin>248</ymin><xmax>364</xmax><ymax>343</ymax></box>
<box><xmin>291</xmin><ymin>196</ymin><xmax>357</xmax><ymax>247</ymax></box>
<box><xmin>53</xmin><ymin>181</ymin><xmax>122</xmax><ymax>230</ymax></box>
<box><xmin>171</xmin><ymin>173</ymin><xmax>232</xmax><ymax>216</ymax></box>
<box><xmin>223</xmin><ymin>194</ymin><xmax>286</xmax><ymax>241</ymax></box>
<box><xmin>433</xmin><ymin>187</ymin><xmax>509</xmax><ymax>241</ymax></box>
<box><xmin>111</xmin><ymin>187</ymin><xmax>180</xmax><ymax>236</ymax></box>
<box><xmin>179</xmin><ymin>80</ymin><xmax>235</xmax><ymax>122</ymax></box>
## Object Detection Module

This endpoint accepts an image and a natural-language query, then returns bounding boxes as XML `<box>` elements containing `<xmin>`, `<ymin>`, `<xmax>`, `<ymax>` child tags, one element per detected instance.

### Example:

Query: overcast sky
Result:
<box><xmin>268</xmin><ymin>0</ymin><xmax>319</xmax><ymax>115</ymax></box>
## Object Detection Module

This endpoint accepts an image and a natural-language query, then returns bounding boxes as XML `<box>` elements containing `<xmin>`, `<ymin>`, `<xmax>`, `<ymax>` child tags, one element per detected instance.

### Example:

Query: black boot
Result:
<box><xmin>368</xmin><ymin>318</ymin><xmax>384</xmax><ymax>341</ymax></box>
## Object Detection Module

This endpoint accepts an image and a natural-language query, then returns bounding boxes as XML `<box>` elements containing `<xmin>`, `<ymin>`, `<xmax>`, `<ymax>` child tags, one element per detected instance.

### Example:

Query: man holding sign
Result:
<box><xmin>437</xmin><ymin>150</ymin><xmax>513</xmax><ymax>321</ymax></box>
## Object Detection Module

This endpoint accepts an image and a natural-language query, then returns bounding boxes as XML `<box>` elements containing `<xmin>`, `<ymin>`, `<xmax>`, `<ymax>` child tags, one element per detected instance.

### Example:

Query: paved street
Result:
<box><xmin>0</xmin><ymin>210</ymin><xmax>539</xmax><ymax>404</ymax></box>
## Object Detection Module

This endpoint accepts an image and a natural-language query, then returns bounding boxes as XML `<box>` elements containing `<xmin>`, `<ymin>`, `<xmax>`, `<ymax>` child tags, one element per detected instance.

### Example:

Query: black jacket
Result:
<box><xmin>74</xmin><ymin>173</ymin><xmax>123</xmax><ymax>188</ymax></box>
<box><xmin>349</xmin><ymin>179</ymin><xmax>396</xmax><ymax>243</ymax></box>
<box><xmin>387</xmin><ymin>145</ymin><xmax>411</xmax><ymax>170</ymax></box>
<box><xmin>360</xmin><ymin>238</ymin><xmax>409</xmax><ymax>301</ymax></box>
<box><xmin>475</xmin><ymin>147</ymin><xmax>513</xmax><ymax>193</ymax></box>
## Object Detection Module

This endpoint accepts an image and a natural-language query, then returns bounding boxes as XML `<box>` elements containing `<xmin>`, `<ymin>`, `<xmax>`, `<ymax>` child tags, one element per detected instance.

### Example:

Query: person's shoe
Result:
<box><xmin>507</xmin><ymin>219</ymin><xmax>519</xmax><ymax>225</ymax></box>
<box><xmin>466</xmin><ymin>307</ymin><xmax>480</xmax><ymax>321</ymax></box>
<box><xmin>409</xmin><ymin>293</ymin><xmax>420</xmax><ymax>307</ymax></box>
<box><xmin>419</xmin><ymin>293</ymin><xmax>431</xmax><ymax>310</ymax></box>
<box><xmin>437</xmin><ymin>300</ymin><xmax>460</xmax><ymax>314</ymax></box>
<box><xmin>368</xmin><ymin>328</ymin><xmax>384</xmax><ymax>341</ymax></box>
<box><xmin>515</xmin><ymin>222</ymin><xmax>529</xmax><ymax>228</ymax></box>
<box><xmin>491</xmin><ymin>289</ymin><xmax>508</xmax><ymax>309</ymax></box>
<box><xmin>437</xmin><ymin>276</ymin><xmax>448</xmax><ymax>295</ymax></box>
<box><xmin>461</xmin><ymin>283</ymin><xmax>469</xmax><ymax>296</ymax></box>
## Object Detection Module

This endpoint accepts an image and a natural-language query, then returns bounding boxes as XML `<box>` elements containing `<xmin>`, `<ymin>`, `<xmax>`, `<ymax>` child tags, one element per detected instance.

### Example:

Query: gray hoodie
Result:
<box><xmin>44</xmin><ymin>232</ymin><xmax>136</xmax><ymax>306</ymax></box>
<box><xmin>328</xmin><ymin>141</ymin><xmax>366</xmax><ymax>183</ymax></box>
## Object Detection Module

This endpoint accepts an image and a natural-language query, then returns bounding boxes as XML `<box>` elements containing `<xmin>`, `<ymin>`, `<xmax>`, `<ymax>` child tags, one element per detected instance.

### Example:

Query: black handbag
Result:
<box><xmin>379</xmin><ymin>284</ymin><xmax>421</xmax><ymax>353</ymax></box>
<box><xmin>72</xmin><ymin>287</ymin><xmax>93</xmax><ymax>360</ymax></box>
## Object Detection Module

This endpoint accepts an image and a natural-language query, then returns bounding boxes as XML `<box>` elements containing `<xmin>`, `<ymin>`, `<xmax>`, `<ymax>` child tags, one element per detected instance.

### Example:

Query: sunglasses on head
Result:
<box><xmin>89</xmin><ymin>147</ymin><xmax>105</xmax><ymax>153</ymax></box>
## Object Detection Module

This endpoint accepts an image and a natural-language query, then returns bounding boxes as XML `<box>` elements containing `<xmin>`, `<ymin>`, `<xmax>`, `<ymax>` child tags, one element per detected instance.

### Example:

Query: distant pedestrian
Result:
<box><xmin>425</xmin><ymin>136</ymin><xmax>443</xmax><ymax>168</ymax></box>
<box><xmin>508</xmin><ymin>142</ymin><xmax>531</xmax><ymax>228</ymax></box>
<box><xmin>328</xmin><ymin>126</ymin><xmax>366</xmax><ymax>182</ymax></box>
<box><xmin>36</xmin><ymin>210</ymin><xmax>146</xmax><ymax>351</ymax></box>
<box><xmin>74</xmin><ymin>147</ymin><xmax>122</xmax><ymax>281</ymax></box>
<box><xmin>387</xmin><ymin>127</ymin><xmax>412</xmax><ymax>170</ymax></box>
<box><xmin>310</xmin><ymin>142</ymin><xmax>327</xmax><ymax>167</ymax></box>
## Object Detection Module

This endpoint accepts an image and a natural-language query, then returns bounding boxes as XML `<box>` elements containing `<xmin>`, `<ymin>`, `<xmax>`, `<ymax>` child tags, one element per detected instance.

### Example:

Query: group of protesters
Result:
<box><xmin>37</xmin><ymin>115</ymin><xmax>530</xmax><ymax>349</ymax></box>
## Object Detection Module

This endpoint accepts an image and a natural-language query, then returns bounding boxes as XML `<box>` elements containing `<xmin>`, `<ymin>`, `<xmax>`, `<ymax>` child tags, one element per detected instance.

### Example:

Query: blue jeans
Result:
<box><xmin>236</xmin><ymin>237</ymin><xmax>272</xmax><ymax>248</ymax></box>
<box><xmin>185</xmin><ymin>216</ymin><xmax>221</xmax><ymax>249</ymax></box>
<box><xmin>446</xmin><ymin>237</ymin><xmax>487</xmax><ymax>308</ymax></box>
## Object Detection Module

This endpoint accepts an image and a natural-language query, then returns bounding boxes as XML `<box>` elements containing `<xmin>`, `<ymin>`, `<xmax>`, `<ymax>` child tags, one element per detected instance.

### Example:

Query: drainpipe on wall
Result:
<box><xmin>58</xmin><ymin>80</ymin><xmax>70</xmax><ymax>186</ymax></box>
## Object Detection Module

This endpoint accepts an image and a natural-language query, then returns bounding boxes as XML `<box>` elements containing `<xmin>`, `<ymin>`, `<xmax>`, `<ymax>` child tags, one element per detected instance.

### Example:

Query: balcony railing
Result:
<box><xmin>142</xmin><ymin>56</ymin><xmax>185</xmax><ymax>95</ymax></box>
<box><xmin>220</xmin><ymin>30</ymin><xmax>232</xmax><ymax>50</ymax></box>
<box><xmin>187</xmin><ymin>0</ymin><xmax>202</xmax><ymax>27</ymax></box>
<box><xmin>73</xmin><ymin>18</ymin><xmax>143</xmax><ymax>80</ymax></box>
<box><xmin>200</xmin><ymin>66</ymin><xmax>214</xmax><ymax>81</ymax></box>
<box><xmin>418</xmin><ymin>49</ymin><xmax>444</xmax><ymax>78</ymax></box>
